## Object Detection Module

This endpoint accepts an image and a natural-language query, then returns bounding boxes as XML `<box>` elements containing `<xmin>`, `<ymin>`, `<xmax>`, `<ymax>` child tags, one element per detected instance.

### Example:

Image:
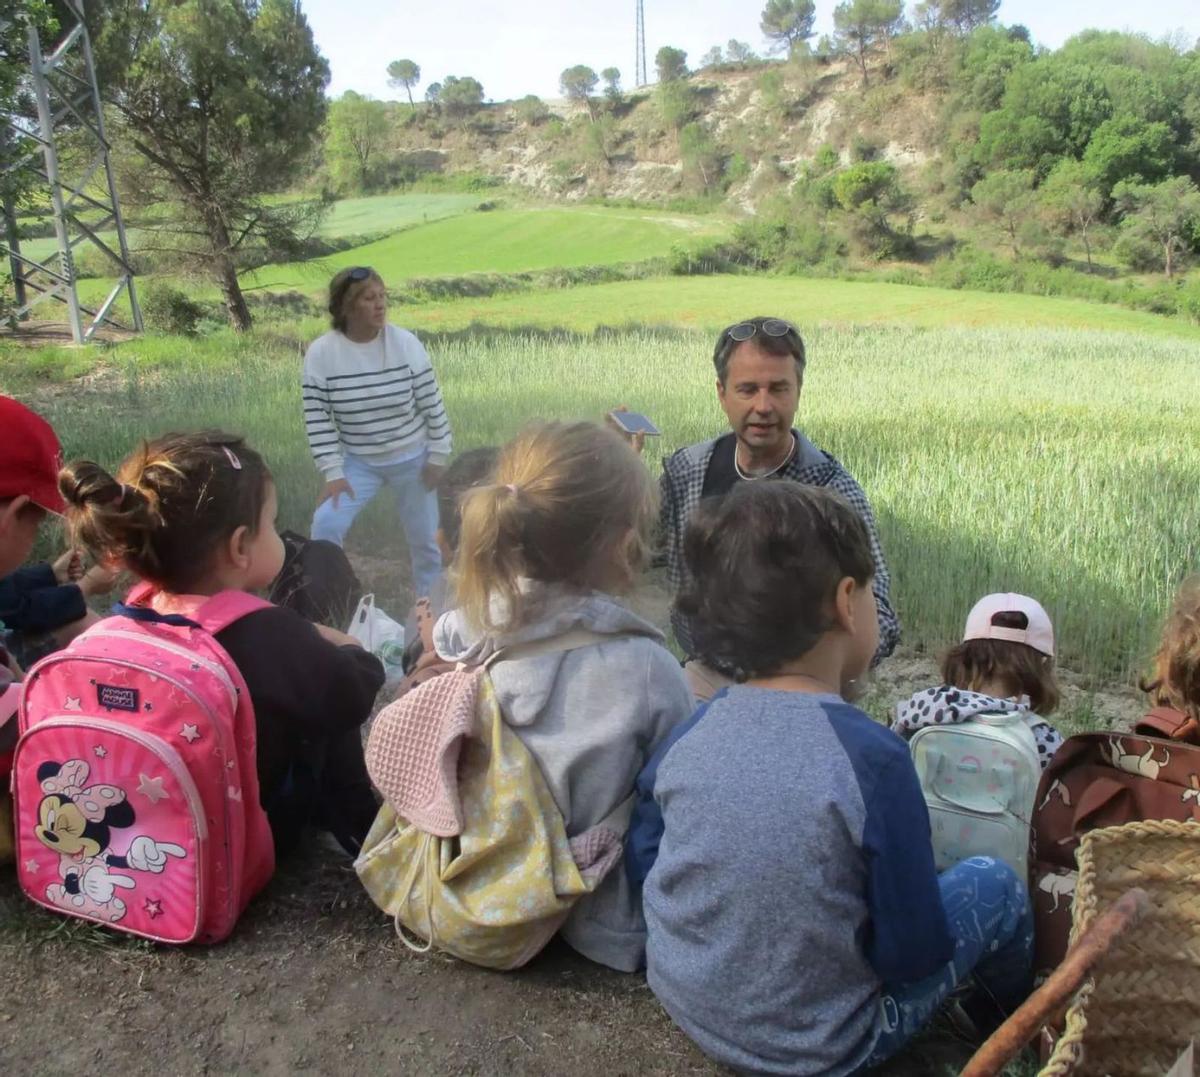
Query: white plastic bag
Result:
<box><xmin>347</xmin><ymin>593</ymin><xmax>406</xmax><ymax>682</ymax></box>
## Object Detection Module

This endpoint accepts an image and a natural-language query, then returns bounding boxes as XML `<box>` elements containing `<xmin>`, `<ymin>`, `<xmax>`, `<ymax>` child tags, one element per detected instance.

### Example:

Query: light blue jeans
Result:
<box><xmin>861</xmin><ymin>856</ymin><xmax>1034</xmax><ymax>1070</ymax></box>
<box><xmin>311</xmin><ymin>452</ymin><xmax>442</xmax><ymax>599</ymax></box>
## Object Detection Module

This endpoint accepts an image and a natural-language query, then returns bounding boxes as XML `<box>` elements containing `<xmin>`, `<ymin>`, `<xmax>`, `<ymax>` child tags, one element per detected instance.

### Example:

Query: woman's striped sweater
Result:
<box><xmin>302</xmin><ymin>325</ymin><xmax>452</xmax><ymax>481</ymax></box>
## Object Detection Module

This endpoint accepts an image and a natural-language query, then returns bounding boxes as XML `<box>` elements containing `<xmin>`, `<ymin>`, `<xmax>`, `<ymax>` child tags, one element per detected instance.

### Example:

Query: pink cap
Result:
<box><xmin>963</xmin><ymin>593</ymin><xmax>1054</xmax><ymax>657</ymax></box>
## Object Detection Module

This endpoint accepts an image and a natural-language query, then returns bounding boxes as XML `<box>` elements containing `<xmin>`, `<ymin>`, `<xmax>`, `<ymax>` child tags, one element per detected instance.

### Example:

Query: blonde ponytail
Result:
<box><xmin>453</xmin><ymin>422</ymin><xmax>656</xmax><ymax>634</ymax></box>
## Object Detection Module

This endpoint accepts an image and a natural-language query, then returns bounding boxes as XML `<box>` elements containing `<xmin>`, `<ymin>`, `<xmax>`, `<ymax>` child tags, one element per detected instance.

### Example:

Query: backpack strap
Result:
<box><xmin>115</xmin><ymin>581</ymin><xmax>273</xmax><ymax>636</ymax></box>
<box><xmin>193</xmin><ymin>591</ymin><xmax>276</xmax><ymax>635</ymax></box>
<box><xmin>484</xmin><ymin>627</ymin><xmax>639</xmax><ymax>670</ymax></box>
<box><xmin>1135</xmin><ymin>707</ymin><xmax>1200</xmax><ymax>744</ymax></box>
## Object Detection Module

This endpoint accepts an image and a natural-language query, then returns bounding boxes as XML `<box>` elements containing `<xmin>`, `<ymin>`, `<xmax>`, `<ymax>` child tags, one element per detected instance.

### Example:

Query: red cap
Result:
<box><xmin>0</xmin><ymin>395</ymin><xmax>66</xmax><ymax>515</ymax></box>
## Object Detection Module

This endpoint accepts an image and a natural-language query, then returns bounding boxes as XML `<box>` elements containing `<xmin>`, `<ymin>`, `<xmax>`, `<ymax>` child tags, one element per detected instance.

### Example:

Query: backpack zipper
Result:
<box><xmin>82</xmin><ymin>629</ymin><xmax>237</xmax><ymax>712</ymax></box>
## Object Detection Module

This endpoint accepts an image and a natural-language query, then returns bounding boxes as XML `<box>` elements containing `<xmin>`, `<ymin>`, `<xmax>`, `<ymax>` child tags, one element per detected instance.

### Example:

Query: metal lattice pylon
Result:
<box><xmin>635</xmin><ymin>0</ymin><xmax>648</xmax><ymax>87</ymax></box>
<box><xmin>1</xmin><ymin>0</ymin><xmax>141</xmax><ymax>342</ymax></box>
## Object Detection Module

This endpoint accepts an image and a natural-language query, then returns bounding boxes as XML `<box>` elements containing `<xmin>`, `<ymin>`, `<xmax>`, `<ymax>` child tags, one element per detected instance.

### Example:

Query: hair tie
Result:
<box><xmin>505</xmin><ymin>483</ymin><xmax>518</xmax><ymax>495</ymax></box>
<box><xmin>111</xmin><ymin>484</ymin><xmax>130</xmax><ymax>507</ymax></box>
<box><xmin>222</xmin><ymin>446</ymin><xmax>242</xmax><ymax>470</ymax></box>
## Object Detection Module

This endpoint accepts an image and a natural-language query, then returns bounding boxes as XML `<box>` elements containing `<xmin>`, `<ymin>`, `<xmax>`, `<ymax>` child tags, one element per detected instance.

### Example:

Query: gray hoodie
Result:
<box><xmin>433</xmin><ymin>583</ymin><xmax>694</xmax><ymax>972</ymax></box>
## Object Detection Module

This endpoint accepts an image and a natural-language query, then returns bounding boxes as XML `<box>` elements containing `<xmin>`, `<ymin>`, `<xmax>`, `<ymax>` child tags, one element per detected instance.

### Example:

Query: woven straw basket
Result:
<box><xmin>1041</xmin><ymin>819</ymin><xmax>1200</xmax><ymax>1077</ymax></box>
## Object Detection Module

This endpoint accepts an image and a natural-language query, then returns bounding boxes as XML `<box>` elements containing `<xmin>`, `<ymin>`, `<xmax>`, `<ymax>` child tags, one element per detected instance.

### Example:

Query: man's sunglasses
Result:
<box><xmin>723</xmin><ymin>318</ymin><xmax>798</xmax><ymax>344</ymax></box>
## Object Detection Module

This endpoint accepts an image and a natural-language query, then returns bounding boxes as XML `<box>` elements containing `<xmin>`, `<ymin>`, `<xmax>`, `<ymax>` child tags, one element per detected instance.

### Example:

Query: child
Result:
<box><xmin>894</xmin><ymin>593</ymin><xmax>1063</xmax><ymax>769</ymax></box>
<box><xmin>400</xmin><ymin>446</ymin><xmax>498</xmax><ymax>693</ymax></box>
<box><xmin>629</xmin><ymin>483</ymin><xmax>1033</xmax><ymax>1076</ymax></box>
<box><xmin>1141</xmin><ymin>576</ymin><xmax>1200</xmax><ymax>736</ymax></box>
<box><xmin>431</xmin><ymin>421</ymin><xmax>693</xmax><ymax>972</ymax></box>
<box><xmin>1</xmin><ymin>552</ymin><xmax>117</xmax><ymax>669</ymax></box>
<box><xmin>0</xmin><ymin>395</ymin><xmax>70</xmax><ymax>863</ymax></box>
<box><xmin>59</xmin><ymin>431</ymin><xmax>385</xmax><ymax>857</ymax></box>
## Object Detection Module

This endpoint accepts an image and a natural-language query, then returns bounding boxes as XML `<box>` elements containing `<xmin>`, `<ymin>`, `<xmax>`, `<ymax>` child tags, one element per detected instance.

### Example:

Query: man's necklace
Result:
<box><xmin>734</xmin><ymin>434</ymin><xmax>796</xmax><ymax>481</ymax></box>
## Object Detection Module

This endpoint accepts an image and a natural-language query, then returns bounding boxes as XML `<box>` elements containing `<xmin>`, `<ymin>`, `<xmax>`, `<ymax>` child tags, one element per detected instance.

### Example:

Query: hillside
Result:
<box><xmin>382</xmin><ymin>59</ymin><xmax>941</xmax><ymax>210</ymax></box>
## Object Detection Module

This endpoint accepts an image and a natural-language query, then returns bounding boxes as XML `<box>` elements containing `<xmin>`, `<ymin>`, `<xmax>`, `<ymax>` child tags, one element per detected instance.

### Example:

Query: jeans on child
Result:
<box><xmin>311</xmin><ymin>452</ymin><xmax>442</xmax><ymax>599</ymax></box>
<box><xmin>862</xmin><ymin>856</ymin><xmax>1034</xmax><ymax>1070</ymax></box>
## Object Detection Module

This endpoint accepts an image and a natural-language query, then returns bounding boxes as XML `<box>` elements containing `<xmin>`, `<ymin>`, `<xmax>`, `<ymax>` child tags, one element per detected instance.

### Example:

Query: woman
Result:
<box><xmin>302</xmin><ymin>267</ymin><xmax>451</xmax><ymax>598</ymax></box>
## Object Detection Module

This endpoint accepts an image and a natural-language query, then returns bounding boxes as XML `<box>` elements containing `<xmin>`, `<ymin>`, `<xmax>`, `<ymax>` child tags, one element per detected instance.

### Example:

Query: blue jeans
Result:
<box><xmin>311</xmin><ymin>452</ymin><xmax>442</xmax><ymax>599</ymax></box>
<box><xmin>862</xmin><ymin>856</ymin><xmax>1034</xmax><ymax>1070</ymax></box>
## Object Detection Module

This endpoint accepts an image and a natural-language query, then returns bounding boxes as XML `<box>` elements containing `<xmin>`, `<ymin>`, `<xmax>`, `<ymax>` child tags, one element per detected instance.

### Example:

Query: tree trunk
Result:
<box><xmin>857</xmin><ymin>41</ymin><xmax>870</xmax><ymax>88</ymax></box>
<box><xmin>1165</xmin><ymin>236</ymin><xmax>1175</xmax><ymax>280</ymax></box>
<box><xmin>1082</xmin><ymin>229</ymin><xmax>1092</xmax><ymax>272</ymax></box>
<box><xmin>216</xmin><ymin>251</ymin><xmax>252</xmax><ymax>330</ymax></box>
<box><xmin>406</xmin><ymin>86</ymin><xmax>414</xmax><ymax>109</ymax></box>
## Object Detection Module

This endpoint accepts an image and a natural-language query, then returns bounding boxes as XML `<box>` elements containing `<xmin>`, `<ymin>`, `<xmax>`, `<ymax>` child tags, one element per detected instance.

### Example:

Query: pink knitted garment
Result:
<box><xmin>364</xmin><ymin>666</ymin><xmax>481</xmax><ymax>837</ymax></box>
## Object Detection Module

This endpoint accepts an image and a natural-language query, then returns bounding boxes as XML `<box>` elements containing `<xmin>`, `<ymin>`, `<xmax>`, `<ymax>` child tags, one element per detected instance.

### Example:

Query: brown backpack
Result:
<box><xmin>1030</xmin><ymin>707</ymin><xmax>1200</xmax><ymax>977</ymax></box>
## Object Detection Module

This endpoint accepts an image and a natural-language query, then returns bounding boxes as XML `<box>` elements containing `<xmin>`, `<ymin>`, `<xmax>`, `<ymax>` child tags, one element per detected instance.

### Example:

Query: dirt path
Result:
<box><xmin>0</xmin><ymin>850</ymin><xmax>981</xmax><ymax>1076</ymax></box>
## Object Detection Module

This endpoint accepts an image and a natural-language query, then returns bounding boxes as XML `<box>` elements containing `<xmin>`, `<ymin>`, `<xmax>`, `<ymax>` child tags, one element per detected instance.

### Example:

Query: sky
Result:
<box><xmin>303</xmin><ymin>0</ymin><xmax>1198</xmax><ymax>105</ymax></box>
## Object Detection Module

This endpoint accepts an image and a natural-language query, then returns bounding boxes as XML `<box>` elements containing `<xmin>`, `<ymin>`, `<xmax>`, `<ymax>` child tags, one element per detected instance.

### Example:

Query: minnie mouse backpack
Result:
<box><xmin>11</xmin><ymin>583</ymin><xmax>275</xmax><ymax>944</ymax></box>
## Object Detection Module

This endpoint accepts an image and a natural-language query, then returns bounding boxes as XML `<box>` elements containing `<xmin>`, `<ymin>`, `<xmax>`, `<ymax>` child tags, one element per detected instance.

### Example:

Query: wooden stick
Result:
<box><xmin>960</xmin><ymin>887</ymin><xmax>1150</xmax><ymax>1077</ymax></box>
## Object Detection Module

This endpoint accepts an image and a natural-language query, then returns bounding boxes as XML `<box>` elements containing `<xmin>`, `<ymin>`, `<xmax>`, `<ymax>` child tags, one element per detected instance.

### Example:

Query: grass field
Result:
<box><xmin>241</xmin><ymin>206</ymin><xmax>720</xmax><ymax>294</ymax></box>
<box><xmin>17</xmin><ymin>192</ymin><xmax>483</xmax><ymax>266</ymax></box>
<box><xmin>5</xmin><ymin>319</ymin><xmax>1197</xmax><ymax>686</ymax></box>
<box><xmin>400</xmin><ymin>274</ymin><xmax>1200</xmax><ymax>339</ymax></box>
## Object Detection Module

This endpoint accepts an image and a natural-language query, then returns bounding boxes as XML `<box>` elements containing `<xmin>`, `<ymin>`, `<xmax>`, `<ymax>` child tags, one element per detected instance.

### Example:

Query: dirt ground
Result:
<box><xmin>0</xmin><ymin>563</ymin><xmax>1140</xmax><ymax>1076</ymax></box>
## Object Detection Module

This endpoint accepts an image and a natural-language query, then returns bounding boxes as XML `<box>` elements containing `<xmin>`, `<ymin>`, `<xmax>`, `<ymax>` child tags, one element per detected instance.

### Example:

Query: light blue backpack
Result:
<box><xmin>909</xmin><ymin>713</ymin><xmax>1042</xmax><ymax>877</ymax></box>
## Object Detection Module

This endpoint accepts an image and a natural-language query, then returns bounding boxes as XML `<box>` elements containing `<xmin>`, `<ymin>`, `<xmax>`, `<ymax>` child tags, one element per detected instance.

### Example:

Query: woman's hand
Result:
<box><xmin>79</xmin><ymin>564</ymin><xmax>119</xmax><ymax>598</ymax></box>
<box><xmin>317</xmin><ymin>478</ymin><xmax>355</xmax><ymax>509</ymax></box>
<box><xmin>421</xmin><ymin>460</ymin><xmax>446</xmax><ymax>490</ymax></box>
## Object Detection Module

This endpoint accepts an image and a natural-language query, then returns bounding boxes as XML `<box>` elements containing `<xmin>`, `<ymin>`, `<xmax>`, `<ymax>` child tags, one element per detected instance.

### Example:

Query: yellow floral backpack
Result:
<box><xmin>356</xmin><ymin>629</ymin><xmax>630</xmax><ymax>970</ymax></box>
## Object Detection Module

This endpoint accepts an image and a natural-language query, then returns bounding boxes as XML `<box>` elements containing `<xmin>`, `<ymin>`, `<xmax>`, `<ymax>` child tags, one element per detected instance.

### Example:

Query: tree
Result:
<box><xmin>514</xmin><ymin>94</ymin><xmax>549</xmax><ymax>125</ymax></box>
<box><xmin>970</xmin><ymin>169</ymin><xmax>1037</xmax><ymax>257</ymax></box>
<box><xmin>560</xmin><ymin>65</ymin><xmax>599</xmax><ymax>122</ymax></box>
<box><xmin>833</xmin><ymin>0</ymin><xmax>904</xmax><ymax>88</ymax></box>
<box><xmin>601</xmin><ymin>67</ymin><xmax>622</xmax><ymax>103</ymax></box>
<box><xmin>91</xmin><ymin>0</ymin><xmax>330</xmax><ymax>331</ymax></box>
<box><xmin>760</xmin><ymin>0</ymin><xmax>816</xmax><ymax>56</ymax></box>
<box><xmin>386</xmin><ymin>58</ymin><xmax>421</xmax><ymax>108</ymax></box>
<box><xmin>1081</xmin><ymin>115</ymin><xmax>1176</xmax><ymax>197</ymax></box>
<box><xmin>831</xmin><ymin>161</ymin><xmax>914</xmax><ymax>256</ymax></box>
<box><xmin>326</xmin><ymin>91</ymin><xmax>388</xmax><ymax>191</ymax></box>
<box><xmin>1114</xmin><ymin>176</ymin><xmax>1200</xmax><ymax>279</ymax></box>
<box><xmin>726</xmin><ymin>39</ymin><xmax>757</xmax><ymax>65</ymax></box>
<box><xmin>700</xmin><ymin>46</ymin><xmax>724</xmax><ymax>69</ymax></box>
<box><xmin>916</xmin><ymin>0</ymin><xmax>999</xmax><ymax>34</ymax></box>
<box><xmin>655</xmin><ymin>46</ymin><xmax>688</xmax><ymax>83</ymax></box>
<box><xmin>439</xmin><ymin>75</ymin><xmax>485</xmax><ymax>123</ymax></box>
<box><xmin>1039</xmin><ymin>160</ymin><xmax>1103</xmax><ymax>271</ymax></box>
<box><xmin>425</xmin><ymin>82</ymin><xmax>442</xmax><ymax>105</ymax></box>
<box><xmin>679</xmin><ymin>122</ymin><xmax>722</xmax><ymax>191</ymax></box>
<box><xmin>656</xmin><ymin>79</ymin><xmax>696</xmax><ymax>130</ymax></box>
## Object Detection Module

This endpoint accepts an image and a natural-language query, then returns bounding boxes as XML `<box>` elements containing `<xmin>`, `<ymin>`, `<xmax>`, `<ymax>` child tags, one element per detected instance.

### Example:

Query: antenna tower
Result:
<box><xmin>635</xmin><ymin>0</ymin><xmax>647</xmax><ymax>87</ymax></box>
<box><xmin>1</xmin><ymin>0</ymin><xmax>142</xmax><ymax>342</ymax></box>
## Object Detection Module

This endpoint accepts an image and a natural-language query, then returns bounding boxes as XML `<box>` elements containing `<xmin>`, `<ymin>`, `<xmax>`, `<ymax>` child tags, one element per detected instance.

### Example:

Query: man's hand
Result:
<box><xmin>605</xmin><ymin>405</ymin><xmax>646</xmax><ymax>457</ymax></box>
<box><xmin>52</xmin><ymin>549</ymin><xmax>84</xmax><ymax>584</ymax></box>
<box><xmin>421</xmin><ymin>460</ymin><xmax>446</xmax><ymax>490</ymax></box>
<box><xmin>317</xmin><ymin>478</ymin><xmax>355</xmax><ymax>510</ymax></box>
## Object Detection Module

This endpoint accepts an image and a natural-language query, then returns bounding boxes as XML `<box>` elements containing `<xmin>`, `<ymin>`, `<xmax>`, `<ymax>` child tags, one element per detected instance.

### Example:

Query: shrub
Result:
<box><xmin>139</xmin><ymin>280</ymin><xmax>205</xmax><ymax>335</ymax></box>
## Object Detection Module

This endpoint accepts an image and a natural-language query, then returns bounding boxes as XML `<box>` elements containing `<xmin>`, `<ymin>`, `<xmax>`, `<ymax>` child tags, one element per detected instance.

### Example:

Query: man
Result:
<box><xmin>658</xmin><ymin>317</ymin><xmax>899</xmax><ymax>698</ymax></box>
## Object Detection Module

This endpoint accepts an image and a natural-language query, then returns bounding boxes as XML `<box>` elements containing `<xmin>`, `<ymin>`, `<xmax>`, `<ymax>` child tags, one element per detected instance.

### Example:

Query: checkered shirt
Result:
<box><xmin>659</xmin><ymin>432</ymin><xmax>901</xmax><ymax>664</ymax></box>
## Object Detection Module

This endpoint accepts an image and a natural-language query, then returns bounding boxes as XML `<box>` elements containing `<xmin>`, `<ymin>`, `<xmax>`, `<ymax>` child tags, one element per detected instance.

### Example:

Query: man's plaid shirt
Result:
<box><xmin>659</xmin><ymin>432</ymin><xmax>901</xmax><ymax>663</ymax></box>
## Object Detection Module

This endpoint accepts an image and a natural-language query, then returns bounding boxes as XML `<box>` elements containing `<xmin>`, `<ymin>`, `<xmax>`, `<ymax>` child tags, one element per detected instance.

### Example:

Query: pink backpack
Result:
<box><xmin>12</xmin><ymin>583</ymin><xmax>275</xmax><ymax>944</ymax></box>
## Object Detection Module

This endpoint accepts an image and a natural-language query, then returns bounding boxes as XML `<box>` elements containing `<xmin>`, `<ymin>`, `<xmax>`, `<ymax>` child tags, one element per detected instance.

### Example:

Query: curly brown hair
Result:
<box><xmin>59</xmin><ymin>431</ymin><xmax>272</xmax><ymax>594</ymax></box>
<box><xmin>675</xmin><ymin>482</ymin><xmax>874</xmax><ymax>679</ymax></box>
<box><xmin>1141</xmin><ymin>576</ymin><xmax>1200</xmax><ymax>722</ymax></box>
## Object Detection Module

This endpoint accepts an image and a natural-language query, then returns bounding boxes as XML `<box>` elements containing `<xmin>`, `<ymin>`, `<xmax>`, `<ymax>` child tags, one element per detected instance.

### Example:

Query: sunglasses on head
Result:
<box><xmin>723</xmin><ymin>318</ymin><xmax>798</xmax><ymax>344</ymax></box>
<box><xmin>347</xmin><ymin>266</ymin><xmax>374</xmax><ymax>281</ymax></box>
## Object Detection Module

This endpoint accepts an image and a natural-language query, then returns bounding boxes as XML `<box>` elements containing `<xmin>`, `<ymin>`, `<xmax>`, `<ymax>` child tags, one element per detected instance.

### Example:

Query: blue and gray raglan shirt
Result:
<box><xmin>629</xmin><ymin>687</ymin><xmax>954</xmax><ymax>1077</ymax></box>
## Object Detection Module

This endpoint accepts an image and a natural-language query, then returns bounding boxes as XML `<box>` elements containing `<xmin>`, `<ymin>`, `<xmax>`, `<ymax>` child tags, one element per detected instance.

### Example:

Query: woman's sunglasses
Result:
<box><xmin>347</xmin><ymin>266</ymin><xmax>374</xmax><ymax>281</ymax></box>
